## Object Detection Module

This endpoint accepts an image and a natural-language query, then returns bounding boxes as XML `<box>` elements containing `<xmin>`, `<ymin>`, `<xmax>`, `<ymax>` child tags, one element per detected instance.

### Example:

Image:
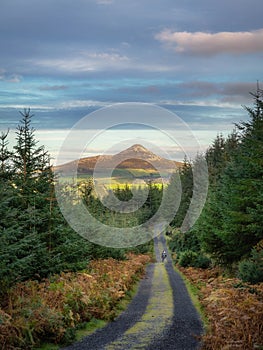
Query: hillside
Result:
<box><xmin>55</xmin><ymin>144</ymin><xmax>181</xmax><ymax>180</ymax></box>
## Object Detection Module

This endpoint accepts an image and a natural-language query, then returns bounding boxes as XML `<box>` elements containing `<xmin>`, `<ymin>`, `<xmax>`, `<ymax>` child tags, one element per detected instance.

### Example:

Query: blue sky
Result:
<box><xmin>0</xmin><ymin>0</ymin><xmax>262</xmax><ymax>162</ymax></box>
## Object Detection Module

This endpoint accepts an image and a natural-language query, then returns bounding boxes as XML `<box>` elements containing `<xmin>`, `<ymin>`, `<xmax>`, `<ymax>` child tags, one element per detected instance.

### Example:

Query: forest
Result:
<box><xmin>0</xmin><ymin>89</ymin><xmax>262</xmax><ymax>348</ymax></box>
<box><xmin>167</xmin><ymin>89</ymin><xmax>263</xmax><ymax>283</ymax></box>
<box><xmin>0</xmin><ymin>109</ymin><xmax>151</xmax><ymax>294</ymax></box>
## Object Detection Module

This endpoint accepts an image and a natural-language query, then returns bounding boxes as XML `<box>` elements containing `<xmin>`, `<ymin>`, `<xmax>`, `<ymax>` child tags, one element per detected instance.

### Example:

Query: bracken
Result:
<box><xmin>0</xmin><ymin>253</ymin><xmax>151</xmax><ymax>350</ymax></box>
<box><xmin>178</xmin><ymin>266</ymin><xmax>263</xmax><ymax>350</ymax></box>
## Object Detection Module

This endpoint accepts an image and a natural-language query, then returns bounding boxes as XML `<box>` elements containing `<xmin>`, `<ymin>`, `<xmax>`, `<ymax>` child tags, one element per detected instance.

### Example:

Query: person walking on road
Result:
<box><xmin>161</xmin><ymin>250</ymin><xmax>167</xmax><ymax>262</ymax></box>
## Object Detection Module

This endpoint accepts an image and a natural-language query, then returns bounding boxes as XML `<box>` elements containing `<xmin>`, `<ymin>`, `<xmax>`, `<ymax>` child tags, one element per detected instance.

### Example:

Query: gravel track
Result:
<box><xmin>62</xmin><ymin>236</ymin><xmax>203</xmax><ymax>350</ymax></box>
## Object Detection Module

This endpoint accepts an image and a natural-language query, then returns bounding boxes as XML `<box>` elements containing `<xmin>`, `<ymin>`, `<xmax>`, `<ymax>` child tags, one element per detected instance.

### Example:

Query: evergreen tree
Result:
<box><xmin>0</xmin><ymin>130</ymin><xmax>12</xmax><ymax>179</ymax></box>
<box><xmin>217</xmin><ymin>90</ymin><xmax>263</xmax><ymax>263</ymax></box>
<box><xmin>195</xmin><ymin>89</ymin><xmax>263</xmax><ymax>266</ymax></box>
<box><xmin>206</xmin><ymin>133</ymin><xmax>226</xmax><ymax>183</ymax></box>
<box><xmin>0</xmin><ymin>110</ymin><xmax>92</xmax><ymax>290</ymax></box>
<box><xmin>170</xmin><ymin>157</ymin><xmax>193</xmax><ymax>228</ymax></box>
<box><xmin>12</xmin><ymin>109</ymin><xmax>49</xmax><ymax>200</ymax></box>
<box><xmin>205</xmin><ymin>131</ymin><xmax>240</xmax><ymax>185</ymax></box>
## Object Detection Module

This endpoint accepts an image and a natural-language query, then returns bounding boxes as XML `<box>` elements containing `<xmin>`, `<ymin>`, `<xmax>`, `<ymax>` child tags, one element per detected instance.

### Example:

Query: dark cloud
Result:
<box><xmin>177</xmin><ymin>81</ymin><xmax>257</xmax><ymax>101</ymax></box>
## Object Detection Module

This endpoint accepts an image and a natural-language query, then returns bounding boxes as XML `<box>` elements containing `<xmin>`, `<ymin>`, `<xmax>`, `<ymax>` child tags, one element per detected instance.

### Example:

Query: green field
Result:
<box><xmin>58</xmin><ymin>167</ymin><xmax>172</xmax><ymax>189</ymax></box>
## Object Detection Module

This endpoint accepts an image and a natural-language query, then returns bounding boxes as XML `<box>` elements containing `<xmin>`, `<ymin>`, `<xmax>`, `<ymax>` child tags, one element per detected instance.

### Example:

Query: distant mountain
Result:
<box><xmin>55</xmin><ymin>144</ymin><xmax>181</xmax><ymax>179</ymax></box>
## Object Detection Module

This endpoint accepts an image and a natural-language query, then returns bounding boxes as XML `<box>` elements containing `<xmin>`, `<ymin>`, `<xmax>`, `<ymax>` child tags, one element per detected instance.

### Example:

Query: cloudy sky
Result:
<box><xmin>0</xmin><ymin>0</ymin><xmax>262</xmax><ymax>162</ymax></box>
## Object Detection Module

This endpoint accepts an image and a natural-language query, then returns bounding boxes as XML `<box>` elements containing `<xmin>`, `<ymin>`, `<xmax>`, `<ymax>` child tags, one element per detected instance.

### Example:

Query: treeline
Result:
<box><xmin>167</xmin><ymin>90</ymin><xmax>263</xmax><ymax>283</ymax></box>
<box><xmin>81</xmin><ymin>181</ymin><xmax>163</xmax><ymax>228</ymax></box>
<box><xmin>0</xmin><ymin>109</ymin><xmax>151</xmax><ymax>296</ymax></box>
<box><xmin>2</xmin><ymin>87</ymin><xmax>262</xmax><ymax>294</ymax></box>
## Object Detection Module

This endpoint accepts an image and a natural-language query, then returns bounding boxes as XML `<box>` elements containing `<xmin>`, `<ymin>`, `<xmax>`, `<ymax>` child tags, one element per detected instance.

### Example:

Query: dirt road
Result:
<box><xmin>62</xmin><ymin>235</ymin><xmax>203</xmax><ymax>349</ymax></box>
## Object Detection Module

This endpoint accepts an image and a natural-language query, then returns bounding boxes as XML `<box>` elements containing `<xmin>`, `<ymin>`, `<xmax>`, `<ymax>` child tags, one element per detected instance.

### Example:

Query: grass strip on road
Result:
<box><xmin>105</xmin><ymin>262</ymin><xmax>173</xmax><ymax>350</ymax></box>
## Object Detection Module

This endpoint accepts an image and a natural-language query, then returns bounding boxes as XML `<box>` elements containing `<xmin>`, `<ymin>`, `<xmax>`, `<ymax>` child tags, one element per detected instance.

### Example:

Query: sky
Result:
<box><xmin>0</xmin><ymin>0</ymin><xmax>262</xmax><ymax>163</ymax></box>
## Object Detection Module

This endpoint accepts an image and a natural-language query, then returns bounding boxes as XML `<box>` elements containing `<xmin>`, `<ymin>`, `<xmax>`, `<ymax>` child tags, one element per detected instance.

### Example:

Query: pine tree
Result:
<box><xmin>0</xmin><ymin>130</ymin><xmax>12</xmax><ymax>179</ymax></box>
<box><xmin>0</xmin><ymin>110</ymin><xmax>92</xmax><ymax>289</ymax></box>
<box><xmin>217</xmin><ymin>89</ymin><xmax>263</xmax><ymax>263</ymax></box>
<box><xmin>12</xmin><ymin>109</ymin><xmax>49</xmax><ymax>199</ymax></box>
<box><xmin>205</xmin><ymin>131</ymin><xmax>240</xmax><ymax>185</ymax></box>
<box><xmin>170</xmin><ymin>157</ymin><xmax>193</xmax><ymax>228</ymax></box>
<box><xmin>196</xmin><ymin>89</ymin><xmax>263</xmax><ymax>266</ymax></box>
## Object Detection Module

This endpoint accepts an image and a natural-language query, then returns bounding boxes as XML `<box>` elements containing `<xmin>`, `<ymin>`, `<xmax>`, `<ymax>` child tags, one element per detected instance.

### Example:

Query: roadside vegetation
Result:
<box><xmin>178</xmin><ymin>265</ymin><xmax>263</xmax><ymax>350</ymax></box>
<box><xmin>167</xmin><ymin>89</ymin><xmax>263</xmax><ymax>349</ymax></box>
<box><xmin>167</xmin><ymin>89</ymin><xmax>263</xmax><ymax>283</ymax></box>
<box><xmin>0</xmin><ymin>254</ymin><xmax>151</xmax><ymax>349</ymax></box>
<box><xmin>0</xmin><ymin>109</ymin><xmax>153</xmax><ymax>349</ymax></box>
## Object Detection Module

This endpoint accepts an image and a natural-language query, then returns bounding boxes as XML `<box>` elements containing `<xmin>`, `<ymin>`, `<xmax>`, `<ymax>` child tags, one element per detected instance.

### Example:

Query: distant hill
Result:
<box><xmin>55</xmin><ymin>144</ymin><xmax>182</xmax><ymax>181</ymax></box>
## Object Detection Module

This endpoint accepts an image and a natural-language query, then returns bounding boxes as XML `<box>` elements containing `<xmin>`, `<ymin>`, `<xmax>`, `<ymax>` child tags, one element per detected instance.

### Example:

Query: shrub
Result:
<box><xmin>168</xmin><ymin>229</ymin><xmax>200</xmax><ymax>254</ymax></box>
<box><xmin>238</xmin><ymin>248</ymin><xmax>263</xmax><ymax>284</ymax></box>
<box><xmin>195</xmin><ymin>254</ymin><xmax>211</xmax><ymax>269</ymax></box>
<box><xmin>178</xmin><ymin>250</ymin><xmax>198</xmax><ymax>267</ymax></box>
<box><xmin>178</xmin><ymin>250</ymin><xmax>211</xmax><ymax>268</ymax></box>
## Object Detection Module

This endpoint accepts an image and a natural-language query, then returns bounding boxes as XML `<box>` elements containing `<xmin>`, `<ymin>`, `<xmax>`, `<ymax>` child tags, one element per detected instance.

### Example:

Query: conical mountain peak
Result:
<box><xmin>56</xmin><ymin>143</ymin><xmax>182</xmax><ymax>175</ymax></box>
<box><xmin>115</xmin><ymin>144</ymin><xmax>162</xmax><ymax>161</ymax></box>
<box><xmin>125</xmin><ymin>144</ymin><xmax>149</xmax><ymax>152</ymax></box>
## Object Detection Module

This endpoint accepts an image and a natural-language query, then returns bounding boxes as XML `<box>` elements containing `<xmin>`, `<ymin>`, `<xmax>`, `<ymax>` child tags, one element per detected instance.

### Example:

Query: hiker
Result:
<box><xmin>161</xmin><ymin>250</ymin><xmax>167</xmax><ymax>262</ymax></box>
